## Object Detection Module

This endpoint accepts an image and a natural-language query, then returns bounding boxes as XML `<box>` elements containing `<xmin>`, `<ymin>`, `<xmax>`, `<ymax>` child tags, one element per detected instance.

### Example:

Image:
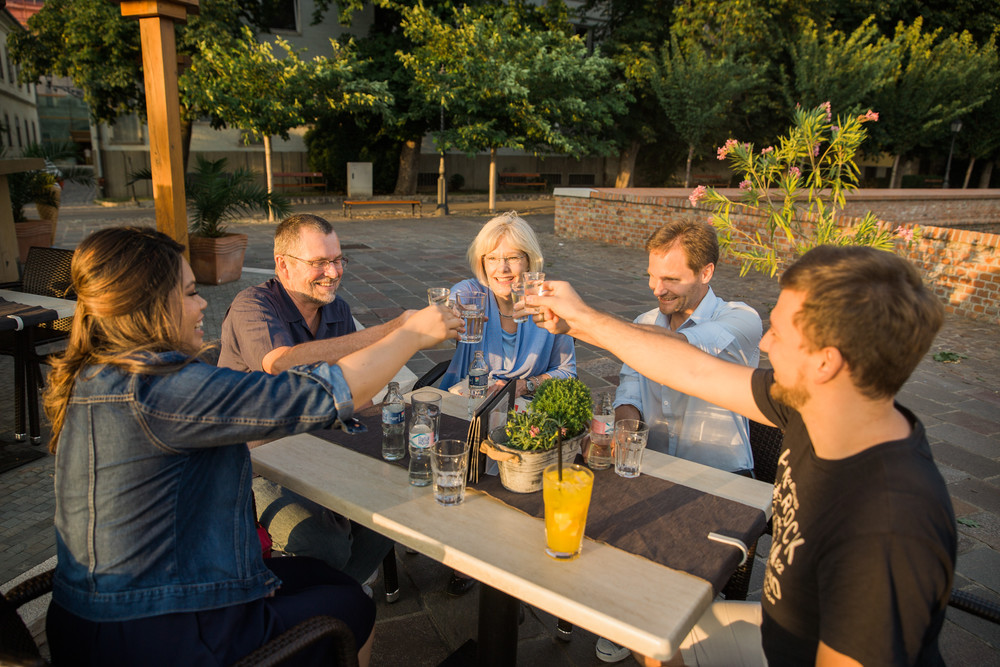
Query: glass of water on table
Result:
<box><xmin>522</xmin><ymin>272</ymin><xmax>545</xmax><ymax>315</ymax></box>
<box><xmin>455</xmin><ymin>292</ymin><xmax>486</xmax><ymax>343</ymax></box>
<box><xmin>614</xmin><ymin>419</ymin><xmax>649</xmax><ymax>478</ymax></box>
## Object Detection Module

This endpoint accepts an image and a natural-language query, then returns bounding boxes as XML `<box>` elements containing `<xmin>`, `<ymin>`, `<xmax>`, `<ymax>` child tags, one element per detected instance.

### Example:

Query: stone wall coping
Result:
<box><xmin>583</xmin><ymin>187</ymin><xmax>1000</xmax><ymax>202</ymax></box>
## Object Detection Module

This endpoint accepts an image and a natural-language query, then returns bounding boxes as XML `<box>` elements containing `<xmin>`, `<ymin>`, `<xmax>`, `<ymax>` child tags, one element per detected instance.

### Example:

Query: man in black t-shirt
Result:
<box><xmin>527</xmin><ymin>246</ymin><xmax>956</xmax><ymax>665</ymax></box>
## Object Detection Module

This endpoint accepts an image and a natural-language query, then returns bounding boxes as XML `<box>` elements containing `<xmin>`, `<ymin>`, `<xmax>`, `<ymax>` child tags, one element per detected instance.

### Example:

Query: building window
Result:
<box><xmin>15</xmin><ymin>116</ymin><xmax>23</xmax><ymax>147</ymax></box>
<box><xmin>109</xmin><ymin>114</ymin><xmax>145</xmax><ymax>144</ymax></box>
<box><xmin>260</xmin><ymin>0</ymin><xmax>298</xmax><ymax>32</ymax></box>
<box><xmin>3</xmin><ymin>113</ymin><xmax>10</xmax><ymax>146</ymax></box>
<box><xmin>0</xmin><ymin>47</ymin><xmax>6</xmax><ymax>83</ymax></box>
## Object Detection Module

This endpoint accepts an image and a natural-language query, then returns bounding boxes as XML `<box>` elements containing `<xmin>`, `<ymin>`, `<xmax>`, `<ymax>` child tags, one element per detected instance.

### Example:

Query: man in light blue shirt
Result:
<box><xmin>614</xmin><ymin>220</ymin><xmax>762</xmax><ymax>475</ymax></box>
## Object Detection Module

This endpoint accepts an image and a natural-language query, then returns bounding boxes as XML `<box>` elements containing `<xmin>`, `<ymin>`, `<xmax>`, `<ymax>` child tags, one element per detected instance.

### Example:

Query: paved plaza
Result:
<box><xmin>2</xmin><ymin>191</ymin><xmax>999</xmax><ymax>664</ymax></box>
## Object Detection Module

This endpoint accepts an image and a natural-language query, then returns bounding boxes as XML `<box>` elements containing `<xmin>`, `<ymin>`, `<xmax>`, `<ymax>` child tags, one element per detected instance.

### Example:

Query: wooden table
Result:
<box><xmin>0</xmin><ymin>290</ymin><xmax>77</xmax><ymax>442</ymax></box>
<box><xmin>250</xmin><ymin>386</ymin><xmax>772</xmax><ymax>664</ymax></box>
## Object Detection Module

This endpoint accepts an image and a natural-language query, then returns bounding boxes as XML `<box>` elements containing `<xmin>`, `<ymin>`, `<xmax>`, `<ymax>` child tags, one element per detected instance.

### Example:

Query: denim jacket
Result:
<box><xmin>52</xmin><ymin>352</ymin><xmax>353</xmax><ymax>622</ymax></box>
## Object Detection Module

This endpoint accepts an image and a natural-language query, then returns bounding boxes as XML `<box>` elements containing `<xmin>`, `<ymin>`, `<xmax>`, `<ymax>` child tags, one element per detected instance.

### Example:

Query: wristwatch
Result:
<box><xmin>525</xmin><ymin>377</ymin><xmax>538</xmax><ymax>393</ymax></box>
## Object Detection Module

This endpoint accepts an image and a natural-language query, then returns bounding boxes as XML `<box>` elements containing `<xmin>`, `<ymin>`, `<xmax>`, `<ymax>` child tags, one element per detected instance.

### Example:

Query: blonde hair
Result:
<box><xmin>43</xmin><ymin>227</ymin><xmax>212</xmax><ymax>452</ymax></box>
<box><xmin>467</xmin><ymin>212</ymin><xmax>544</xmax><ymax>285</ymax></box>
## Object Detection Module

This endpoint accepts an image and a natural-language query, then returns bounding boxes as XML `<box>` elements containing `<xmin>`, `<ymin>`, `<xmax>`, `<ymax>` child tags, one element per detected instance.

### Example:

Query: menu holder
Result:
<box><xmin>466</xmin><ymin>380</ymin><xmax>517</xmax><ymax>484</ymax></box>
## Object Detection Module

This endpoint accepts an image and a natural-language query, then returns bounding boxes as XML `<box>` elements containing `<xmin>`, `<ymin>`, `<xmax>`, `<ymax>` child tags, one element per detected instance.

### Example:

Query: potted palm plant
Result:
<box><xmin>132</xmin><ymin>156</ymin><xmax>290</xmax><ymax>284</ymax></box>
<box><xmin>482</xmin><ymin>378</ymin><xmax>593</xmax><ymax>493</ymax></box>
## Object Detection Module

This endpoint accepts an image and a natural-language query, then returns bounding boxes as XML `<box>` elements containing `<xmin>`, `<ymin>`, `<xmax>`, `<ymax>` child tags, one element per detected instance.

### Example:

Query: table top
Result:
<box><xmin>250</xmin><ymin>386</ymin><xmax>773</xmax><ymax>660</ymax></box>
<box><xmin>0</xmin><ymin>289</ymin><xmax>77</xmax><ymax>320</ymax></box>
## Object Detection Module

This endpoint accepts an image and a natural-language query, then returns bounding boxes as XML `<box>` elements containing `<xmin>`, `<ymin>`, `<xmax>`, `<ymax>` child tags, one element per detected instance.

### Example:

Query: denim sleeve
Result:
<box><xmin>543</xmin><ymin>334</ymin><xmax>576</xmax><ymax>379</ymax></box>
<box><xmin>134</xmin><ymin>361</ymin><xmax>355</xmax><ymax>452</ymax></box>
<box><xmin>680</xmin><ymin>305</ymin><xmax>762</xmax><ymax>366</ymax></box>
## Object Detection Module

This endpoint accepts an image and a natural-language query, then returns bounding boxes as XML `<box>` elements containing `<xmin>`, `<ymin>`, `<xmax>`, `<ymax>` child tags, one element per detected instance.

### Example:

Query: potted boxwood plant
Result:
<box><xmin>482</xmin><ymin>378</ymin><xmax>593</xmax><ymax>493</ymax></box>
<box><xmin>131</xmin><ymin>156</ymin><xmax>291</xmax><ymax>284</ymax></box>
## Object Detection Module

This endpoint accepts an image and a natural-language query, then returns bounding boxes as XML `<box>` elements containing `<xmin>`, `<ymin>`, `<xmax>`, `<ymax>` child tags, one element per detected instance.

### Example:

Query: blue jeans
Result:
<box><xmin>253</xmin><ymin>477</ymin><xmax>393</xmax><ymax>583</ymax></box>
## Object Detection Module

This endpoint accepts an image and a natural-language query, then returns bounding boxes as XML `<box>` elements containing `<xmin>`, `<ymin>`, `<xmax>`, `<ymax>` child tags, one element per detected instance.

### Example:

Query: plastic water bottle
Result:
<box><xmin>587</xmin><ymin>393</ymin><xmax>615</xmax><ymax>470</ymax></box>
<box><xmin>381</xmin><ymin>382</ymin><xmax>405</xmax><ymax>461</ymax></box>
<box><xmin>408</xmin><ymin>406</ymin><xmax>434</xmax><ymax>486</ymax></box>
<box><xmin>468</xmin><ymin>351</ymin><xmax>490</xmax><ymax>418</ymax></box>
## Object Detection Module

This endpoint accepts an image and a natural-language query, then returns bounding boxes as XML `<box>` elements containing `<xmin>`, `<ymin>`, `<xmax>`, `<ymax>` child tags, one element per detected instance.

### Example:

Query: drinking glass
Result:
<box><xmin>510</xmin><ymin>278</ymin><xmax>528</xmax><ymax>323</ymax></box>
<box><xmin>427</xmin><ymin>287</ymin><xmax>450</xmax><ymax>306</ymax></box>
<box><xmin>456</xmin><ymin>292</ymin><xmax>486</xmax><ymax>343</ymax></box>
<box><xmin>411</xmin><ymin>391</ymin><xmax>442</xmax><ymax>442</ymax></box>
<box><xmin>613</xmin><ymin>419</ymin><xmax>649</xmax><ymax>478</ymax></box>
<box><xmin>431</xmin><ymin>439</ymin><xmax>471</xmax><ymax>506</ymax></box>
<box><xmin>543</xmin><ymin>463</ymin><xmax>594</xmax><ymax>560</ymax></box>
<box><xmin>522</xmin><ymin>272</ymin><xmax>545</xmax><ymax>314</ymax></box>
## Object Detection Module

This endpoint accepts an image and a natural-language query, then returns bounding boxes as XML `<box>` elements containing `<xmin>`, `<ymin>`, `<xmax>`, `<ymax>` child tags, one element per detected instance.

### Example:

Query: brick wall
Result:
<box><xmin>554</xmin><ymin>188</ymin><xmax>1000</xmax><ymax>323</ymax></box>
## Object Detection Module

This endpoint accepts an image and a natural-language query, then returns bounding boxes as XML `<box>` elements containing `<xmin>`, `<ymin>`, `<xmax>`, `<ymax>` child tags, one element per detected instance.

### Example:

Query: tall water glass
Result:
<box><xmin>427</xmin><ymin>287</ymin><xmax>450</xmax><ymax>306</ymax></box>
<box><xmin>456</xmin><ymin>292</ymin><xmax>486</xmax><ymax>343</ymax></box>
<box><xmin>411</xmin><ymin>390</ymin><xmax>442</xmax><ymax>442</ymax></box>
<box><xmin>510</xmin><ymin>278</ymin><xmax>528</xmax><ymax>323</ymax></box>
<box><xmin>522</xmin><ymin>272</ymin><xmax>545</xmax><ymax>314</ymax></box>
<box><xmin>613</xmin><ymin>419</ymin><xmax>649</xmax><ymax>478</ymax></box>
<box><xmin>431</xmin><ymin>439</ymin><xmax>471</xmax><ymax>506</ymax></box>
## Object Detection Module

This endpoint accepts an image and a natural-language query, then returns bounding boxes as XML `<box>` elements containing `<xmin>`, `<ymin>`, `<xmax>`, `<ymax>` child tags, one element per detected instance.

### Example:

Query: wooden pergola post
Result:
<box><xmin>115</xmin><ymin>0</ymin><xmax>198</xmax><ymax>252</ymax></box>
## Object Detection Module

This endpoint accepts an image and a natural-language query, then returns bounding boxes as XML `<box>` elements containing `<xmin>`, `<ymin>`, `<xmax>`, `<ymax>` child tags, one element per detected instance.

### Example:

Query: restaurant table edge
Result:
<box><xmin>251</xmin><ymin>427</ymin><xmax>771</xmax><ymax>660</ymax></box>
<box><xmin>0</xmin><ymin>290</ymin><xmax>77</xmax><ymax>319</ymax></box>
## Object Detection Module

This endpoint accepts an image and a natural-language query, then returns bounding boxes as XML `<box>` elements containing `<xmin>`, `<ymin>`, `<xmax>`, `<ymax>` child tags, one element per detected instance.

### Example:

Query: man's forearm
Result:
<box><xmin>266</xmin><ymin>316</ymin><xmax>406</xmax><ymax>374</ymax></box>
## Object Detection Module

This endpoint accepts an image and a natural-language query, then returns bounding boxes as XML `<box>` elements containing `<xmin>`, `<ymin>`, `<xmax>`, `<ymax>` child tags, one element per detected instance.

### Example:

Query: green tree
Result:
<box><xmin>870</xmin><ymin>20</ymin><xmax>999</xmax><ymax>187</ymax></box>
<box><xmin>399</xmin><ymin>3</ymin><xmax>627</xmax><ymax>210</ymax></box>
<box><xmin>782</xmin><ymin>18</ymin><xmax>899</xmax><ymax>115</ymax></box>
<box><xmin>180</xmin><ymin>26</ymin><xmax>391</xmax><ymax>212</ymax></box>
<box><xmin>647</xmin><ymin>36</ymin><xmax>763</xmax><ymax>187</ymax></box>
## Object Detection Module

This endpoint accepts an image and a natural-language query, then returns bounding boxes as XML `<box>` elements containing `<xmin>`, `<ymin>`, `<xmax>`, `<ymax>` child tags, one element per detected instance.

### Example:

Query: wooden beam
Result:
<box><xmin>116</xmin><ymin>1</ymin><xmax>196</xmax><ymax>254</ymax></box>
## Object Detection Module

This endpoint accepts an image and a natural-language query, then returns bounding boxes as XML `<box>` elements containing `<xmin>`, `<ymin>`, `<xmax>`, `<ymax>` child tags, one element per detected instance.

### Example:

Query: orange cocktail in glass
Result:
<box><xmin>542</xmin><ymin>463</ymin><xmax>595</xmax><ymax>560</ymax></box>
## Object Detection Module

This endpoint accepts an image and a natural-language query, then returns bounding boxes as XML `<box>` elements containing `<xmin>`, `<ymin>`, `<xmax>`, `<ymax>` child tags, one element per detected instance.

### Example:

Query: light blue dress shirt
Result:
<box><xmin>613</xmin><ymin>287</ymin><xmax>762</xmax><ymax>472</ymax></box>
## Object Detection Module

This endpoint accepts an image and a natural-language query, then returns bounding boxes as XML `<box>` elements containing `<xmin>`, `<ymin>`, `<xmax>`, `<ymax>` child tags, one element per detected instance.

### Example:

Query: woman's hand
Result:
<box><xmin>401</xmin><ymin>304</ymin><xmax>464</xmax><ymax>349</ymax></box>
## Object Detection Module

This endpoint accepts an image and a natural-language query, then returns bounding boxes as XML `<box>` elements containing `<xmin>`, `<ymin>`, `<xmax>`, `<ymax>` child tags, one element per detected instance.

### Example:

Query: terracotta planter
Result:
<box><xmin>36</xmin><ymin>184</ymin><xmax>61</xmax><ymax>245</ymax></box>
<box><xmin>481</xmin><ymin>426</ymin><xmax>586</xmax><ymax>493</ymax></box>
<box><xmin>15</xmin><ymin>219</ymin><xmax>55</xmax><ymax>264</ymax></box>
<box><xmin>188</xmin><ymin>233</ymin><xmax>248</xmax><ymax>285</ymax></box>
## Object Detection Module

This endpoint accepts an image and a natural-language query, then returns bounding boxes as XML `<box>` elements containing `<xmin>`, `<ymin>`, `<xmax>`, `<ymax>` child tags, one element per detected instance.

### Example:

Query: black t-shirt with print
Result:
<box><xmin>751</xmin><ymin>369</ymin><xmax>956</xmax><ymax>666</ymax></box>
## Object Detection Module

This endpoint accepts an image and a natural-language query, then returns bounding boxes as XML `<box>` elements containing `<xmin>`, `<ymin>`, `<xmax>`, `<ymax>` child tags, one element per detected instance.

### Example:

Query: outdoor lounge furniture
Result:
<box><xmin>342</xmin><ymin>199</ymin><xmax>421</xmax><ymax>218</ymax></box>
<box><xmin>272</xmin><ymin>171</ymin><xmax>327</xmax><ymax>192</ymax></box>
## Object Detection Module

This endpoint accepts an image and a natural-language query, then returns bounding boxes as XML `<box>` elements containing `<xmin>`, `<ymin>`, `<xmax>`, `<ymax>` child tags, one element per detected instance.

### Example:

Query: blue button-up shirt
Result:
<box><xmin>52</xmin><ymin>352</ymin><xmax>353</xmax><ymax>622</ymax></box>
<box><xmin>614</xmin><ymin>288</ymin><xmax>762</xmax><ymax>472</ymax></box>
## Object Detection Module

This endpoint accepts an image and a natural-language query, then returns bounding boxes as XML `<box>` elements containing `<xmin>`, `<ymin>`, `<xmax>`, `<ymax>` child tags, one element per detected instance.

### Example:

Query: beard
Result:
<box><xmin>770</xmin><ymin>375</ymin><xmax>810</xmax><ymax>410</ymax></box>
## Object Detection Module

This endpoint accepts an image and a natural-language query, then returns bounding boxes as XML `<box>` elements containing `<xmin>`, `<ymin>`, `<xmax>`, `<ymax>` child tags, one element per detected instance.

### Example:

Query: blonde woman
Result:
<box><xmin>440</xmin><ymin>212</ymin><xmax>576</xmax><ymax>397</ymax></box>
<box><xmin>43</xmin><ymin>227</ymin><xmax>461</xmax><ymax>666</ymax></box>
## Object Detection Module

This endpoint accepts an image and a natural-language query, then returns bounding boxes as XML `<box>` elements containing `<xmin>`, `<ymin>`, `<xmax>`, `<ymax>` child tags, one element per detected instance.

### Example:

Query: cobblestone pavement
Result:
<box><xmin>2</xmin><ymin>192</ymin><xmax>998</xmax><ymax>664</ymax></box>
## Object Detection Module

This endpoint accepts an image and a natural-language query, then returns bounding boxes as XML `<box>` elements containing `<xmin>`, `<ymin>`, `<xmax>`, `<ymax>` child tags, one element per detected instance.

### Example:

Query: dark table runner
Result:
<box><xmin>0</xmin><ymin>298</ymin><xmax>58</xmax><ymax>332</ymax></box>
<box><xmin>313</xmin><ymin>407</ymin><xmax>767</xmax><ymax>595</ymax></box>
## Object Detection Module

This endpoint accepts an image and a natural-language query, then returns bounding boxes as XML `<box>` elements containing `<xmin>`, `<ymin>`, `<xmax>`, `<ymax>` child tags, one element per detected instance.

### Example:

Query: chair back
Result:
<box><xmin>21</xmin><ymin>247</ymin><xmax>75</xmax><ymax>333</ymax></box>
<box><xmin>413</xmin><ymin>359</ymin><xmax>451</xmax><ymax>390</ymax></box>
<box><xmin>0</xmin><ymin>569</ymin><xmax>53</xmax><ymax>666</ymax></box>
<box><xmin>749</xmin><ymin>420</ymin><xmax>784</xmax><ymax>485</ymax></box>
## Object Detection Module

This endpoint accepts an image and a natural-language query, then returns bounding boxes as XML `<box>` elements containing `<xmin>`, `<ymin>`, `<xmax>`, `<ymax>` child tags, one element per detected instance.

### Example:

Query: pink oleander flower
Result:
<box><xmin>717</xmin><ymin>138</ymin><xmax>739</xmax><ymax>160</ymax></box>
<box><xmin>813</xmin><ymin>143</ymin><xmax>821</xmax><ymax>156</ymax></box>
<box><xmin>821</xmin><ymin>101</ymin><xmax>832</xmax><ymax>122</ymax></box>
<box><xmin>530</xmin><ymin>425</ymin><xmax>541</xmax><ymax>437</ymax></box>
<box><xmin>560</xmin><ymin>427</ymin><xmax>568</xmax><ymax>436</ymax></box>
<box><xmin>895</xmin><ymin>225</ymin><xmax>915</xmax><ymax>242</ymax></box>
<box><xmin>789</xmin><ymin>166</ymin><xmax>801</xmax><ymax>178</ymax></box>
<box><xmin>831</xmin><ymin>126</ymin><xmax>839</xmax><ymax>133</ymax></box>
<box><xmin>689</xmin><ymin>185</ymin><xmax>707</xmax><ymax>207</ymax></box>
<box><xmin>859</xmin><ymin>109</ymin><xmax>879</xmax><ymax>123</ymax></box>
<box><xmin>739</xmin><ymin>179</ymin><xmax>751</xmax><ymax>191</ymax></box>
<box><xmin>761</xmin><ymin>146</ymin><xmax>773</xmax><ymax>154</ymax></box>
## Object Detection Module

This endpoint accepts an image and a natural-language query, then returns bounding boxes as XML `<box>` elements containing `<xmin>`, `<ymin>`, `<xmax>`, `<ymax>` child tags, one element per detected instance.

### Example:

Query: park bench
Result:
<box><xmin>499</xmin><ymin>172</ymin><xmax>547</xmax><ymax>190</ymax></box>
<box><xmin>342</xmin><ymin>199</ymin><xmax>422</xmax><ymax>218</ymax></box>
<box><xmin>273</xmin><ymin>172</ymin><xmax>327</xmax><ymax>192</ymax></box>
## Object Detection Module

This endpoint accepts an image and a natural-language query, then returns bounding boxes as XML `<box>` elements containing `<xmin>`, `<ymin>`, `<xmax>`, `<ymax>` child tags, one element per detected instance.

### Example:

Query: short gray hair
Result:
<box><xmin>467</xmin><ymin>212</ymin><xmax>544</xmax><ymax>285</ymax></box>
<box><xmin>274</xmin><ymin>214</ymin><xmax>335</xmax><ymax>256</ymax></box>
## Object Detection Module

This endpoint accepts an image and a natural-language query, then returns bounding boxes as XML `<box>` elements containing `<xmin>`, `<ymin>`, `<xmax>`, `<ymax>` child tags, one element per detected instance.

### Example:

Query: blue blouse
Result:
<box><xmin>440</xmin><ymin>278</ymin><xmax>576</xmax><ymax>389</ymax></box>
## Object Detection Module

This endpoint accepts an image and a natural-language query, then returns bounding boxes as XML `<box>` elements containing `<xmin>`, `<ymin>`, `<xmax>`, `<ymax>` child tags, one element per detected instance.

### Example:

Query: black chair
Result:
<box><xmin>720</xmin><ymin>420</ymin><xmax>784</xmax><ymax>601</ymax></box>
<box><xmin>412</xmin><ymin>359</ymin><xmax>451</xmax><ymax>390</ymax></box>
<box><xmin>0</xmin><ymin>247</ymin><xmax>76</xmax><ymax>443</ymax></box>
<box><xmin>0</xmin><ymin>568</ymin><xmax>359</xmax><ymax>667</ymax></box>
<box><xmin>948</xmin><ymin>587</ymin><xmax>1000</xmax><ymax>624</ymax></box>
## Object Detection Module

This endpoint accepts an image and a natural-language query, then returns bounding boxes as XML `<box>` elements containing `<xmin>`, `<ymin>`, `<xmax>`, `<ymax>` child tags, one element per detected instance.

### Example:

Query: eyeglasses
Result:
<box><xmin>284</xmin><ymin>254</ymin><xmax>349</xmax><ymax>271</ymax></box>
<box><xmin>483</xmin><ymin>253</ymin><xmax>527</xmax><ymax>268</ymax></box>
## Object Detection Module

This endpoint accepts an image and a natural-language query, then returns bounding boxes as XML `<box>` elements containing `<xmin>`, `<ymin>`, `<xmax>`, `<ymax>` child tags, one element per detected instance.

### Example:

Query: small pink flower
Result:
<box><xmin>760</xmin><ymin>146</ymin><xmax>773</xmax><ymax>154</ymax></box>
<box><xmin>813</xmin><ymin>143</ymin><xmax>821</xmax><ymax>156</ymax></box>
<box><xmin>831</xmin><ymin>126</ymin><xmax>839</xmax><ymax>133</ymax></box>
<box><xmin>716</xmin><ymin>138</ymin><xmax>739</xmax><ymax>160</ymax></box>
<box><xmin>895</xmin><ymin>225</ymin><xmax>914</xmax><ymax>242</ymax></box>
<box><xmin>530</xmin><ymin>425</ymin><xmax>540</xmax><ymax>437</ymax></box>
<box><xmin>739</xmin><ymin>179</ymin><xmax>751</xmax><ymax>191</ymax></box>
<box><xmin>821</xmin><ymin>101</ymin><xmax>832</xmax><ymax>122</ymax></box>
<box><xmin>689</xmin><ymin>185</ymin><xmax>707</xmax><ymax>207</ymax></box>
<box><xmin>560</xmin><ymin>427</ymin><xmax>567</xmax><ymax>436</ymax></box>
<box><xmin>789</xmin><ymin>166</ymin><xmax>801</xmax><ymax>178</ymax></box>
<box><xmin>859</xmin><ymin>109</ymin><xmax>879</xmax><ymax>123</ymax></box>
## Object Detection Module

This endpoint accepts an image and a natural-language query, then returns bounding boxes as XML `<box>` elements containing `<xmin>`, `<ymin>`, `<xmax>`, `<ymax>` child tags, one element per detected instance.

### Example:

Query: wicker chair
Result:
<box><xmin>0</xmin><ymin>568</ymin><xmax>359</xmax><ymax>667</ymax></box>
<box><xmin>0</xmin><ymin>247</ymin><xmax>76</xmax><ymax>443</ymax></box>
<box><xmin>720</xmin><ymin>420</ymin><xmax>785</xmax><ymax>601</ymax></box>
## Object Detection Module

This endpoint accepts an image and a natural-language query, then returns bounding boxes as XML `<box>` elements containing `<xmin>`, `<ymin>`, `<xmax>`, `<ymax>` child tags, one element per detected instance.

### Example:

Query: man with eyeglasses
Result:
<box><xmin>219</xmin><ymin>213</ymin><xmax>402</xmax><ymax>589</ymax></box>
